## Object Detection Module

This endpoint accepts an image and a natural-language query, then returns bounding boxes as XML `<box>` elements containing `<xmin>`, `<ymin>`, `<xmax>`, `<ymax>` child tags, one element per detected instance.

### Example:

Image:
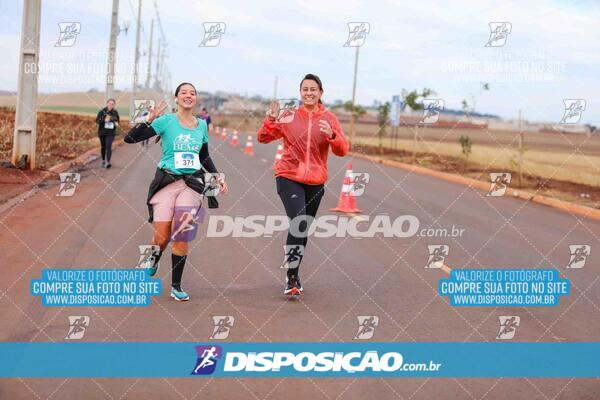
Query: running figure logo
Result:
<box><xmin>354</xmin><ymin>316</ymin><xmax>379</xmax><ymax>340</ymax></box>
<box><xmin>496</xmin><ymin>316</ymin><xmax>520</xmax><ymax>340</ymax></box>
<box><xmin>282</xmin><ymin>245</ymin><xmax>304</xmax><ymax>269</ymax></box>
<box><xmin>345</xmin><ymin>172</ymin><xmax>371</xmax><ymax>197</ymax></box>
<box><xmin>425</xmin><ymin>245</ymin><xmax>449</xmax><ymax>269</ymax></box>
<box><xmin>171</xmin><ymin>207</ymin><xmax>204</xmax><ymax>242</ymax></box>
<box><xmin>65</xmin><ymin>316</ymin><xmax>90</xmax><ymax>340</ymax></box>
<box><xmin>191</xmin><ymin>345</ymin><xmax>222</xmax><ymax>375</ymax></box>
<box><xmin>210</xmin><ymin>316</ymin><xmax>235</xmax><ymax>340</ymax></box>
<box><xmin>199</xmin><ymin>22</ymin><xmax>226</xmax><ymax>47</ymax></box>
<box><xmin>421</xmin><ymin>99</ymin><xmax>445</xmax><ymax>124</ymax></box>
<box><xmin>566</xmin><ymin>245</ymin><xmax>591</xmax><ymax>269</ymax></box>
<box><xmin>485</xmin><ymin>22</ymin><xmax>512</xmax><ymax>47</ymax></box>
<box><xmin>344</xmin><ymin>22</ymin><xmax>370</xmax><ymax>47</ymax></box>
<box><xmin>57</xmin><ymin>173</ymin><xmax>81</xmax><ymax>197</ymax></box>
<box><xmin>176</xmin><ymin>133</ymin><xmax>192</xmax><ymax>143</ymax></box>
<box><xmin>559</xmin><ymin>99</ymin><xmax>586</xmax><ymax>124</ymax></box>
<box><xmin>130</xmin><ymin>99</ymin><xmax>155</xmax><ymax>124</ymax></box>
<box><xmin>55</xmin><ymin>22</ymin><xmax>81</xmax><ymax>47</ymax></box>
<box><xmin>203</xmin><ymin>173</ymin><xmax>226</xmax><ymax>197</ymax></box>
<box><xmin>137</xmin><ymin>245</ymin><xmax>161</xmax><ymax>269</ymax></box>
<box><xmin>276</xmin><ymin>99</ymin><xmax>299</xmax><ymax>124</ymax></box>
<box><xmin>487</xmin><ymin>172</ymin><xmax>511</xmax><ymax>197</ymax></box>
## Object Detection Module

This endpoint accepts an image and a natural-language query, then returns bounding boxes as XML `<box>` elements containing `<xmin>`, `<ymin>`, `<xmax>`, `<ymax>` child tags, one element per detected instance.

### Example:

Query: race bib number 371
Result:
<box><xmin>174</xmin><ymin>152</ymin><xmax>200</xmax><ymax>170</ymax></box>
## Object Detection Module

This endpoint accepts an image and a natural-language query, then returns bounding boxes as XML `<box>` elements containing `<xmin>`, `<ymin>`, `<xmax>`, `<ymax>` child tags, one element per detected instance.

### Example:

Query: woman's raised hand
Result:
<box><xmin>266</xmin><ymin>101</ymin><xmax>278</xmax><ymax>122</ymax></box>
<box><xmin>145</xmin><ymin>101</ymin><xmax>168</xmax><ymax>124</ymax></box>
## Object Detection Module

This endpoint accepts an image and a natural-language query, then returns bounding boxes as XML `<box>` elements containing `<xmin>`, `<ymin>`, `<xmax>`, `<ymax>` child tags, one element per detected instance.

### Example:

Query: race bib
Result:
<box><xmin>174</xmin><ymin>151</ymin><xmax>200</xmax><ymax>170</ymax></box>
<box><xmin>104</xmin><ymin>121</ymin><xmax>115</xmax><ymax>129</ymax></box>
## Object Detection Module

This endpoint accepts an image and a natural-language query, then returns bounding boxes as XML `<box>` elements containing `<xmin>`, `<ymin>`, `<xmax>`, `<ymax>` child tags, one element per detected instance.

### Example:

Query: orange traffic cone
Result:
<box><xmin>215</xmin><ymin>126</ymin><xmax>221</xmax><ymax>136</ymax></box>
<box><xmin>221</xmin><ymin>128</ymin><xmax>227</xmax><ymax>141</ymax></box>
<box><xmin>274</xmin><ymin>144</ymin><xmax>283</xmax><ymax>166</ymax></box>
<box><xmin>331</xmin><ymin>163</ymin><xmax>361</xmax><ymax>213</ymax></box>
<box><xmin>230</xmin><ymin>130</ymin><xmax>239</xmax><ymax>146</ymax></box>
<box><xmin>244</xmin><ymin>135</ymin><xmax>254</xmax><ymax>155</ymax></box>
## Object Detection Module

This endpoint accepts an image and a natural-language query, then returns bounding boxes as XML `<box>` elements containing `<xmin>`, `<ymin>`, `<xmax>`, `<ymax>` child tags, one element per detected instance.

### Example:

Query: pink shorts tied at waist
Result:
<box><xmin>149</xmin><ymin>180</ymin><xmax>204</xmax><ymax>222</ymax></box>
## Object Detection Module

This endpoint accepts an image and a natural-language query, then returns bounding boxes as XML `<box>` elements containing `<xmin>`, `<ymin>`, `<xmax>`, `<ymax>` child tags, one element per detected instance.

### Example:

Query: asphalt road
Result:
<box><xmin>0</xmin><ymin>130</ymin><xmax>599</xmax><ymax>399</ymax></box>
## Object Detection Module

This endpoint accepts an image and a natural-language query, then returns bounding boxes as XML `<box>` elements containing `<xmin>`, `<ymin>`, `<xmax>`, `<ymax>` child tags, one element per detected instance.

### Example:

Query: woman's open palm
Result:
<box><xmin>146</xmin><ymin>101</ymin><xmax>168</xmax><ymax>124</ymax></box>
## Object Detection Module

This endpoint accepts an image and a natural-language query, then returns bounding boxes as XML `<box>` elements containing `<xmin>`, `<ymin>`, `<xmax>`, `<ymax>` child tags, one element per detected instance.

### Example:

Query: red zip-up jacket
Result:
<box><xmin>257</xmin><ymin>103</ymin><xmax>349</xmax><ymax>185</ymax></box>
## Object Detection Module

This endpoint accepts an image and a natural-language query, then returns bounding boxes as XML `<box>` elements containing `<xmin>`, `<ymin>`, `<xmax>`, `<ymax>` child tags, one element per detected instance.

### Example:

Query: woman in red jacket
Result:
<box><xmin>257</xmin><ymin>74</ymin><xmax>349</xmax><ymax>295</ymax></box>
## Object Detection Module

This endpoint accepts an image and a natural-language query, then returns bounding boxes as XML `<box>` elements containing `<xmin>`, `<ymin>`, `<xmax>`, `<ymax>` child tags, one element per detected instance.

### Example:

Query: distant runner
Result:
<box><xmin>96</xmin><ymin>98</ymin><xmax>120</xmax><ymax>168</ymax></box>
<box><xmin>199</xmin><ymin>108</ymin><xmax>213</xmax><ymax>134</ymax></box>
<box><xmin>257</xmin><ymin>74</ymin><xmax>349</xmax><ymax>295</ymax></box>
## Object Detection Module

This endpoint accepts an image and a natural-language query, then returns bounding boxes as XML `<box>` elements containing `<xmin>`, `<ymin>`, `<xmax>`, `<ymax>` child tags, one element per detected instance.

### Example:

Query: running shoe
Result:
<box><xmin>106</xmin><ymin>163</ymin><xmax>112</xmax><ymax>169</ymax></box>
<box><xmin>170</xmin><ymin>286</ymin><xmax>190</xmax><ymax>301</ymax></box>
<box><xmin>284</xmin><ymin>271</ymin><xmax>303</xmax><ymax>295</ymax></box>
<box><xmin>101</xmin><ymin>160</ymin><xmax>106</xmax><ymax>168</ymax></box>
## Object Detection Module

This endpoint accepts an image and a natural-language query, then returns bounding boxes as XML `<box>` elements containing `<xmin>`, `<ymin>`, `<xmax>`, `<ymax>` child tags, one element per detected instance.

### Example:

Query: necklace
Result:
<box><xmin>177</xmin><ymin>113</ymin><xmax>197</xmax><ymax>129</ymax></box>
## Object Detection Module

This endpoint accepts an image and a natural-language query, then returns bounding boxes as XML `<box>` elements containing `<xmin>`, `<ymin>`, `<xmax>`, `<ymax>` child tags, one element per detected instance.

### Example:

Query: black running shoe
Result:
<box><xmin>284</xmin><ymin>270</ymin><xmax>303</xmax><ymax>295</ymax></box>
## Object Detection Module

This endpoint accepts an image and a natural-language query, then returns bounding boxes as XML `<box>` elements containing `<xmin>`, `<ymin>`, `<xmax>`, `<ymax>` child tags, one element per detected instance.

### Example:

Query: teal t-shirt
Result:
<box><xmin>151</xmin><ymin>113</ymin><xmax>209</xmax><ymax>175</ymax></box>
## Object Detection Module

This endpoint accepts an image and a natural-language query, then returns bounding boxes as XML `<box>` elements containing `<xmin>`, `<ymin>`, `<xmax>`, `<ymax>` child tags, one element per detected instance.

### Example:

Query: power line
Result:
<box><xmin>126</xmin><ymin>0</ymin><xmax>148</xmax><ymax>49</ymax></box>
<box><xmin>153</xmin><ymin>0</ymin><xmax>166</xmax><ymax>43</ymax></box>
<box><xmin>151</xmin><ymin>0</ymin><xmax>169</xmax><ymax>94</ymax></box>
<box><xmin>126</xmin><ymin>0</ymin><xmax>137</xmax><ymax>19</ymax></box>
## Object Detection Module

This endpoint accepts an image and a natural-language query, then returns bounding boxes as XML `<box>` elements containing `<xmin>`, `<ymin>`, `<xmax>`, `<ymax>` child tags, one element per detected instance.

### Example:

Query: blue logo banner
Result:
<box><xmin>1</xmin><ymin>342</ymin><xmax>599</xmax><ymax>378</ymax></box>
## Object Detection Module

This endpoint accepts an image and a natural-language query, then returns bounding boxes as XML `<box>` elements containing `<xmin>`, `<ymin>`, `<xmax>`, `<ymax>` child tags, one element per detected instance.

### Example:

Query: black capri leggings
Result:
<box><xmin>276</xmin><ymin>176</ymin><xmax>325</xmax><ymax>270</ymax></box>
<box><xmin>99</xmin><ymin>134</ymin><xmax>115</xmax><ymax>162</ymax></box>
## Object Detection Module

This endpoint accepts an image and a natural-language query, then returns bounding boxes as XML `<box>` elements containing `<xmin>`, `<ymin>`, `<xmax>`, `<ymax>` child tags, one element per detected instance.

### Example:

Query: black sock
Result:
<box><xmin>154</xmin><ymin>248</ymin><xmax>163</xmax><ymax>263</ymax></box>
<box><xmin>287</xmin><ymin>267</ymin><xmax>299</xmax><ymax>278</ymax></box>
<box><xmin>172</xmin><ymin>254</ymin><xmax>187</xmax><ymax>290</ymax></box>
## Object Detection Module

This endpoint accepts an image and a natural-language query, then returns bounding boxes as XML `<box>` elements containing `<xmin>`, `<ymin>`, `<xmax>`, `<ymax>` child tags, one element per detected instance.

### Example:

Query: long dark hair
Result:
<box><xmin>175</xmin><ymin>82</ymin><xmax>197</xmax><ymax>96</ymax></box>
<box><xmin>300</xmin><ymin>74</ymin><xmax>323</xmax><ymax>104</ymax></box>
<box><xmin>155</xmin><ymin>82</ymin><xmax>197</xmax><ymax>144</ymax></box>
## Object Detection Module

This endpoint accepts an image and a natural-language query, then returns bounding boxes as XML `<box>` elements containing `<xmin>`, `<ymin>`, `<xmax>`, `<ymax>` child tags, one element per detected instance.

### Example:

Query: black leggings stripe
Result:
<box><xmin>276</xmin><ymin>176</ymin><xmax>324</xmax><ymax>269</ymax></box>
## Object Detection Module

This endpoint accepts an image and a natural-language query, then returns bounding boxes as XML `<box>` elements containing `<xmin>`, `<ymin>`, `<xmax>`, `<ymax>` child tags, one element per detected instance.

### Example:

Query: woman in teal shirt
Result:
<box><xmin>125</xmin><ymin>82</ymin><xmax>228</xmax><ymax>301</ymax></box>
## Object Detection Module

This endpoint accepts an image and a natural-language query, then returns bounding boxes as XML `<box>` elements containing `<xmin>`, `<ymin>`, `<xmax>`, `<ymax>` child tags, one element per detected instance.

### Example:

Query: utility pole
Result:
<box><xmin>159</xmin><ymin>45</ymin><xmax>166</xmax><ymax>90</ymax></box>
<box><xmin>145</xmin><ymin>18</ymin><xmax>153</xmax><ymax>90</ymax></box>
<box><xmin>348</xmin><ymin>46</ymin><xmax>359</xmax><ymax>144</ymax></box>
<box><xmin>105</xmin><ymin>0</ymin><xmax>119</xmax><ymax>101</ymax></box>
<box><xmin>152</xmin><ymin>0</ymin><xmax>166</xmax><ymax>93</ymax></box>
<box><xmin>132</xmin><ymin>0</ymin><xmax>142</xmax><ymax>95</ymax></box>
<box><xmin>518</xmin><ymin>109</ymin><xmax>524</xmax><ymax>188</ymax></box>
<box><xmin>273</xmin><ymin>75</ymin><xmax>278</xmax><ymax>100</ymax></box>
<box><xmin>153</xmin><ymin>38</ymin><xmax>161</xmax><ymax>90</ymax></box>
<box><xmin>12</xmin><ymin>0</ymin><xmax>41</xmax><ymax>170</ymax></box>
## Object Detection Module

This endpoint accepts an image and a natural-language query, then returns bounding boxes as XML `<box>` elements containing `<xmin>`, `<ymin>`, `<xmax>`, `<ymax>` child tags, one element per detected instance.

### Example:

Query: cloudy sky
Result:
<box><xmin>0</xmin><ymin>0</ymin><xmax>599</xmax><ymax>124</ymax></box>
